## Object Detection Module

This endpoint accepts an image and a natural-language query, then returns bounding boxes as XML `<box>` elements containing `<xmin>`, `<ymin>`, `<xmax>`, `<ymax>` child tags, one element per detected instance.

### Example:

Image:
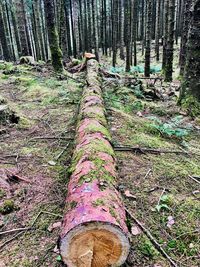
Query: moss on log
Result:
<box><xmin>60</xmin><ymin>59</ymin><xmax>130</xmax><ymax>266</ymax></box>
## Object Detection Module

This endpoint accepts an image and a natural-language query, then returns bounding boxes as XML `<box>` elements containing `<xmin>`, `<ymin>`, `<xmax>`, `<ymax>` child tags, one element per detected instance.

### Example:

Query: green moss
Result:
<box><xmin>49</xmin><ymin>28</ymin><xmax>63</xmax><ymax>72</ymax></box>
<box><xmin>78</xmin><ymin>168</ymin><xmax>114</xmax><ymax>185</ymax></box>
<box><xmin>81</xmin><ymin>111</ymin><xmax>107</xmax><ymax>126</ymax></box>
<box><xmin>70</xmin><ymin>201</ymin><xmax>78</xmax><ymax>209</ymax></box>
<box><xmin>109</xmin><ymin>207</ymin><xmax>117</xmax><ymax>218</ymax></box>
<box><xmin>70</xmin><ymin>138</ymin><xmax>115</xmax><ymax>173</ymax></box>
<box><xmin>152</xmin><ymin>155</ymin><xmax>200</xmax><ymax>179</ymax></box>
<box><xmin>0</xmin><ymin>189</ymin><xmax>5</xmax><ymax>199</ymax></box>
<box><xmin>181</xmin><ymin>95</ymin><xmax>200</xmax><ymax>117</ymax></box>
<box><xmin>138</xmin><ymin>237</ymin><xmax>160</xmax><ymax>258</ymax></box>
<box><xmin>0</xmin><ymin>62</ymin><xmax>14</xmax><ymax>71</ymax></box>
<box><xmin>17</xmin><ymin>117</ymin><xmax>33</xmax><ymax>130</ymax></box>
<box><xmin>92</xmin><ymin>199</ymin><xmax>105</xmax><ymax>207</ymax></box>
<box><xmin>85</xmin><ymin>123</ymin><xmax>111</xmax><ymax>140</ymax></box>
<box><xmin>0</xmin><ymin>199</ymin><xmax>16</xmax><ymax>214</ymax></box>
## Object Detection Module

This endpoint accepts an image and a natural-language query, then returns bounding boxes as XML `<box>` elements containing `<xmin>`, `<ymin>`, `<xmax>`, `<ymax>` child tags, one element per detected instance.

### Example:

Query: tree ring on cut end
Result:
<box><xmin>60</xmin><ymin>222</ymin><xmax>130</xmax><ymax>267</ymax></box>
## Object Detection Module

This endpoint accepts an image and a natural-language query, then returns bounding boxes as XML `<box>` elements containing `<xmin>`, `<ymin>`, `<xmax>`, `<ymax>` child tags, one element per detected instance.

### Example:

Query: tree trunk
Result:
<box><xmin>179</xmin><ymin>0</ymin><xmax>200</xmax><ymax>106</ymax></box>
<box><xmin>164</xmin><ymin>0</ymin><xmax>176</xmax><ymax>82</ymax></box>
<box><xmin>92</xmin><ymin>0</ymin><xmax>99</xmax><ymax>61</ymax></box>
<box><xmin>0</xmin><ymin>4</ymin><xmax>11</xmax><ymax>61</ymax></box>
<box><xmin>73</xmin><ymin>0</ymin><xmax>80</xmax><ymax>58</ymax></box>
<box><xmin>145</xmin><ymin>0</ymin><xmax>152</xmax><ymax>77</ymax></box>
<box><xmin>44</xmin><ymin>0</ymin><xmax>63</xmax><ymax>72</ymax></box>
<box><xmin>112</xmin><ymin>0</ymin><xmax>118</xmax><ymax>66</ymax></box>
<box><xmin>179</xmin><ymin>0</ymin><xmax>193</xmax><ymax>75</ymax></box>
<box><xmin>59</xmin><ymin>59</ymin><xmax>130</xmax><ymax>266</ymax></box>
<box><xmin>133</xmin><ymin>0</ymin><xmax>138</xmax><ymax>66</ymax></box>
<box><xmin>155</xmin><ymin>0</ymin><xmax>161</xmax><ymax>61</ymax></box>
<box><xmin>125</xmin><ymin>0</ymin><xmax>131</xmax><ymax>72</ymax></box>
<box><xmin>119</xmin><ymin>0</ymin><xmax>125</xmax><ymax>60</ymax></box>
<box><xmin>162</xmin><ymin>0</ymin><xmax>169</xmax><ymax>69</ymax></box>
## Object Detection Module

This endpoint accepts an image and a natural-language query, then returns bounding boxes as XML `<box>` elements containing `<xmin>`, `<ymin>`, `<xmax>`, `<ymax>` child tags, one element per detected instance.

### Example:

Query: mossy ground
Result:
<box><xmin>0</xmin><ymin>63</ymin><xmax>81</xmax><ymax>266</ymax></box>
<box><xmin>103</xmin><ymin>43</ymin><xmax>200</xmax><ymax>267</ymax></box>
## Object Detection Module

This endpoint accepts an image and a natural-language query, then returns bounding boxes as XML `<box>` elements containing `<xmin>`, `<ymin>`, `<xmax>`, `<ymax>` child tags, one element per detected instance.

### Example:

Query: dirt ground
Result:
<box><xmin>0</xmin><ymin>46</ymin><xmax>200</xmax><ymax>267</ymax></box>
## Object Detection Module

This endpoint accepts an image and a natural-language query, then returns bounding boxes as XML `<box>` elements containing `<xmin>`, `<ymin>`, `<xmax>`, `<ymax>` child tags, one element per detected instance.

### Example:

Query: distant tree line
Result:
<box><xmin>0</xmin><ymin>0</ymin><xmax>199</xmax><ymax>105</ymax></box>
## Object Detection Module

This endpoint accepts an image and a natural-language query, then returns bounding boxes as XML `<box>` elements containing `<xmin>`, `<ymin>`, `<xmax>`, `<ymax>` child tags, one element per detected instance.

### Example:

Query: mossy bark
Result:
<box><xmin>179</xmin><ymin>0</ymin><xmax>200</xmax><ymax>115</ymax></box>
<box><xmin>44</xmin><ymin>0</ymin><xmax>63</xmax><ymax>72</ymax></box>
<box><xmin>60</xmin><ymin>59</ymin><xmax>130</xmax><ymax>266</ymax></box>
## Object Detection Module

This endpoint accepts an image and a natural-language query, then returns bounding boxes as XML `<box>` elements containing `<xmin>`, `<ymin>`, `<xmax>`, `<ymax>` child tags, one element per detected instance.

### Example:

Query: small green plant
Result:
<box><xmin>155</xmin><ymin>194</ymin><xmax>172</xmax><ymax>212</ymax></box>
<box><xmin>147</xmin><ymin>116</ymin><xmax>190</xmax><ymax>138</ymax></box>
<box><xmin>132</xmin><ymin>100</ymin><xmax>144</xmax><ymax>111</ymax></box>
<box><xmin>139</xmin><ymin>239</ymin><xmax>159</xmax><ymax>258</ymax></box>
<box><xmin>0</xmin><ymin>199</ymin><xmax>16</xmax><ymax>214</ymax></box>
<box><xmin>0</xmin><ymin>62</ymin><xmax>14</xmax><ymax>71</ymax></box>
<box><xmin>132</xmin><ymin>84</ymin><xmax>145</xmax><ymax>99</ymax></box>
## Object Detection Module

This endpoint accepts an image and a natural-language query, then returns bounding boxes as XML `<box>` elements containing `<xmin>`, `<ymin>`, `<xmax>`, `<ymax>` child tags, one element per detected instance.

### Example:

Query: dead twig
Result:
<box><xmin>188</xmin><ymin>175</ymin><xmax>200</xmax><ymax>185</ymax></box>
<box><xmin>0</xmin><ymin>227</ymin><xmax>32</xmax><ymax>236</ymax></box>
<box><xmin>144</xmin><ymin>169</ymin><xmax>151</xmax><ymax>179</ymax></box>
<box><xmin>0</xmin><ymin>231</ymin><xmax>24</xmax><ymax>250</ymax></box>
<box><xmin>54</xmin><ymin>143</ymin><xmax>70</xmax><ymax>160</ymax></box>
<box><xmin>126</xmin><ymin>208</ymin><xmax>178</xmax><ymax>267</ymax></box>
<box><xmin>114</xmin><ymin>145</ymin><xmax>198</xmax><ymax>156</ymax></box>
<box><xmin>157</xmin><ymin>188</ymin><xmax>166</xmax><ymax>206</ymax></box>
<box><xmin>29</xmin><ymin>136</ymin><xmax>73</xmax><ymax>141</ymax></box>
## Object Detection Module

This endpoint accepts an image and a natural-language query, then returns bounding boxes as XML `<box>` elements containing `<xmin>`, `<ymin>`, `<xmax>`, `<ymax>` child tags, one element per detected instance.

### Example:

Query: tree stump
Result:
<box><xmin>59</xmin><ymin>59</ymin><xmax>130</xmax><ymax>266</ymax></box>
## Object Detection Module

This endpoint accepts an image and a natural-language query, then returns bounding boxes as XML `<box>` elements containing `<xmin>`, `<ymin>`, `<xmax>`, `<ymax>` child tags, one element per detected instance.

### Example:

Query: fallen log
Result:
<box><xmin>59</xmin><ymin>59</ymin><xmax>130</xmax><ymax>266</ymax></box>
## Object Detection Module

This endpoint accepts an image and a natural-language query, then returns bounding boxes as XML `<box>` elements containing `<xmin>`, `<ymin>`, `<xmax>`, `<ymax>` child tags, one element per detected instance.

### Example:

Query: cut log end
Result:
<box><xmin>60</xmin><ymin>222</ymin><xmax>130</xmax><ymax>267</ymax></box>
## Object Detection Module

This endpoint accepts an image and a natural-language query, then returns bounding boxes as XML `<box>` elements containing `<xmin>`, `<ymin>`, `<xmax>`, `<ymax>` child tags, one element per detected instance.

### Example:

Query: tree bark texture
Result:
<box><xmin>60</xmin><ymin>59</ymin><xmax>130</xmax><ymax>266</ymax></box>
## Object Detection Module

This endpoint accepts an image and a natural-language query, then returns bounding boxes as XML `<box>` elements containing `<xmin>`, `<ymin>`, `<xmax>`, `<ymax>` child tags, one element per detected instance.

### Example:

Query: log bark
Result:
<box><xmin>59</xmin><ymin>59</ymin><xmax>130</xmax><ymax>266</ymax></box>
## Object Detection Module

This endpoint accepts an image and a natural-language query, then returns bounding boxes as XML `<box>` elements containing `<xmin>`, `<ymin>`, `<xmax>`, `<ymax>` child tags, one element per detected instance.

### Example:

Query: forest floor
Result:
<box><xmin>0</xmin><ymin>44</ymin><xmax>200</xmax><ymax>267</ymax></box>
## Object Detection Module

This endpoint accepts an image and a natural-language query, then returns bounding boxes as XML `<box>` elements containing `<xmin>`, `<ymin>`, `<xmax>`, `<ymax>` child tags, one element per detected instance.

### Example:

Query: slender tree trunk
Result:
<box><xmin>155</xmin><ymin>0</ymin><xmax>161</xmax><ymax>61</ymax></box>
<box><xmin>164</xmin><ymin>0</ymin><xmax>176</xmax><ymax>82</ymax></box>
<box><xmin>87</xmin><ymin>0</ymin><xmax>92</xmax><ymax>52</ymax></box>
<box><xmin>92</xmin><ymin>0</ymin><xmax>99</xmax><ymax>60</ymax></box>
<box><xmin>60</xmin><ymin>0</ymin><xmax>68</xmax><ymax>60</ymax></box>
<box><xmin>133</xmin><ymin>0</ymin><xmax>138</xmax><ymax>66</ymax></box>
<box><xmin>162</xmin><ymin>0</ymin><xmax>169</xmax><ymax>69</ymax></box>
<box><xmin>0</xmin><ymin>4</ymin><xmax>11</xmax><ymax>61</ymax></box>
<box><xmin>73</xmin><ymin>0</ymin><xmax>80</xmax><ymax>58</ymax></box>
<box><xmin>44</xmin><ymin>0</ymin><xmax>63</xmax><ymax>72</ymax></box>
<box><xmin>119</xmin><ymin>0</ymin><xmax>125</xmax><ymax>60</ymax></box>
<box><xmin>112</xmin><ymin>0</ymin><xmax>118</xmax><ymax>66</ymax></box>
<box><xmin>145</xmin><ymin>0</ymin><xmax>152</xmax><ymax>77</ymax></box>
<box><xmin>125</xmin><ymin>0</ymin><xmax>131</xmax><ymax>72</ymax></box>
<box><xmin>64</xmin><ymin>0</ymin><xmax>72</xmax><ymax>56</ymax></box>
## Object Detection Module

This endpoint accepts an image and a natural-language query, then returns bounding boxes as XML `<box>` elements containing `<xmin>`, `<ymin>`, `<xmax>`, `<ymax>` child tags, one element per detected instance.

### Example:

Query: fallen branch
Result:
<box><xmin>114</xmin><ymin>146</ymin><xmax>193</xmax><ymax>156</ymax></box>
<box><xmin>30</xmin><ymin>136</ymin><xmax>72</xmax><ymax>141</ymax></box>
<box><xmin>54</xmin><ymin>143</ymin><xmax>70</xmax><ymax>160</ymax></box>
<box><xmin>0</xmin><ymin>227</ymin><xmax>32</xmax><ymax>236</ymax></box>
<box><xmin>0</xmin><ymin>231</ymin><xmax>24</xmax><ymax>250</ymax></box>
<box><xmin>144</xmin><ymin>169</ymin><xmax>152</xmax><ymax>179</ymax></box>
<box><xmin>126</xmin><ymin>208</ymin><xmax>178</xmax><ymax>267</ymax></box>
<box><xmin>5</xmin><ymin>169</ymin><xmax>32</xmax><ymax>183</ymax></box>
<box><xmin>188</xmin><ymin>175</ymin><xmax>200</xmax><ymax>185</ymax></box>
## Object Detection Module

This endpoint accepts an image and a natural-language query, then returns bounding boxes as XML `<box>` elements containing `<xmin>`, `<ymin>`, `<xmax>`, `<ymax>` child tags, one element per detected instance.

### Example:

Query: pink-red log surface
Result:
<box><xmin>60</xmin><ymin>59</ymin><xmax>130</xmax><ymax>267</ymax></box>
